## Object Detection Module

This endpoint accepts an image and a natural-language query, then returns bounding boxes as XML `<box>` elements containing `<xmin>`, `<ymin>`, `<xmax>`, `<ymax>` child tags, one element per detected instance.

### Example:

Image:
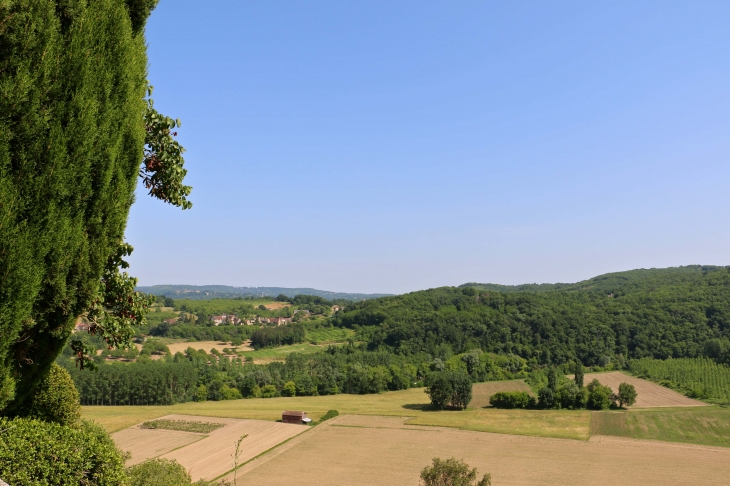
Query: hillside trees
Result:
<box><xmin>0</xmin><ymin>0</ymin><xmax>191</xmax><ymax>414</ymax></box>
<box><xmin>334</xmin><ymin>267</ymin><xmax>730</xmax><ymax>366</ymax></box>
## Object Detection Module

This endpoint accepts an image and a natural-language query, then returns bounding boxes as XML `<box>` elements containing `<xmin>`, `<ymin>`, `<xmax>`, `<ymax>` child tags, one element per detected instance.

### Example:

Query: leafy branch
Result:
<box><xmin>139</xmin><ymin>85</ymin><xmax>193</xmax><ymax>210</ymax></box>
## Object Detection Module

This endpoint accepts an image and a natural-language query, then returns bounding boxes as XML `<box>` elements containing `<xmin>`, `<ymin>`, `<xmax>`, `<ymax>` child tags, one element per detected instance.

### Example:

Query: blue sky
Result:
<box><xmin>127</xmin><ymin>1</ymin><xmax>730</xmax><ymax>294</ymax></box>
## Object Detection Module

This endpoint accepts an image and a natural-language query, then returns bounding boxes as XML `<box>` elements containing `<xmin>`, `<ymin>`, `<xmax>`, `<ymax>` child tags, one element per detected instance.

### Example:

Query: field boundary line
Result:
<box><xmin>588</xmin><ymin>434</ymin><xmax>730</xmax><ymax>452</ymax></box>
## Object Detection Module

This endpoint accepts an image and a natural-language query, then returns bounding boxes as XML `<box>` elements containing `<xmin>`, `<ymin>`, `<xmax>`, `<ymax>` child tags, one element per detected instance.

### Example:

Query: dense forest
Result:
<box><xmin>336</xmin><ymin>266</ymin><xmax>730</xmax><ymax>366</ymax></box>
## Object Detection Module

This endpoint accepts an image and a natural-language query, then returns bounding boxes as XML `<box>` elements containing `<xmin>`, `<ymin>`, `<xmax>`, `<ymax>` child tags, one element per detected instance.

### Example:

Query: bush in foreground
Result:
<box><xmin>420</xmin><ymin>457</ymin><xmax>491</xmax><ymax>486</ymax></box>
<box><xmin>0</xmin><ymin>417</ymin><xmax>127</xmax><ymax>485</ymax></box>
<box><xmin>22</xmin><ymin>363</ymin><xmax>81</xmax><ymax>426</ymax></box>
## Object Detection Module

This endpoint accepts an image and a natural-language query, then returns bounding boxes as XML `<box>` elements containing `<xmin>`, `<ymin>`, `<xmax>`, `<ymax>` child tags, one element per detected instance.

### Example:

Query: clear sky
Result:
<box><xmin>127</xmin><ymin>1</ymin><xmax>730</xmax><ymax>294</ymax></box>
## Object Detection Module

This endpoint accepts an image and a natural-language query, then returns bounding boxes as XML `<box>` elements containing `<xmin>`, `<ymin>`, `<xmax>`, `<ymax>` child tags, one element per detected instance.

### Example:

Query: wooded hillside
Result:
<box><xmin>336</xmin><ymin>266</ymin><xmax>730</xmax><ymax>366</ymax></box>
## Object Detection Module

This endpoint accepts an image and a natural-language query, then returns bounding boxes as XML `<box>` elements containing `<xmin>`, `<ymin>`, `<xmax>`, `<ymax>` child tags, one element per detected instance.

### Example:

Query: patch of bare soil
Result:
<box><xmin>581</xmin><ymin>372</ymin><xmax>707</xmax><ymax>408</ymax></box>
<box><xmin>263</xmin><ymin>302</ymin><xmax>290</xmax><ymax>310</ymax></box>
<box><xmin>235</xmin><ymin>414</ymin><xmax>730</xmax><ymax>486</ymax></box>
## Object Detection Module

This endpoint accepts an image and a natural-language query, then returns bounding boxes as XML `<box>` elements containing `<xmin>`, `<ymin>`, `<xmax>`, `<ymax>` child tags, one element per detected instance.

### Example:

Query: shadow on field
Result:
<box><xmin>401</xmin><ymin>403</ymin><xmax>435</xmax><ymax>411</ymax></box>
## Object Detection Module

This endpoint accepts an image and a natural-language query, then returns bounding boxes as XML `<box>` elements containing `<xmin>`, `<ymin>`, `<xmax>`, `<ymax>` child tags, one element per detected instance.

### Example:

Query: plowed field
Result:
<box><xmin>469</xmin><ymin>380</ymin><xmax>534</xmax><ymax>408</ymax></box>
<box><xmin>581</xmin><ymin>372</ymin><xmax>706</xmax><ymax>408</ymax></box>
<box><xmin>112</xmin><ymin>428</ymin><xmax>205</xmax><ymax>465</ymax></box>
<box><xmin>112</xmin><ymin>414</ymin><xmax>308</xmax><ymax>481</ymax></box>
<box><xmin>232</xmin><ymin>414</ymin><xmax>730</xmax><ymax>486</ymax></box>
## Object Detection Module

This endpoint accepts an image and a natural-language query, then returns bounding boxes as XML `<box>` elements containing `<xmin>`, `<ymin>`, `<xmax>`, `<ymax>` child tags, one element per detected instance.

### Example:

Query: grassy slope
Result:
<box><xmin>83</xmin><ymin>387</ymin><xmax>591</xmax><ymax>440</ymax></box>
<box><xmin>593</xmin><ymin>407</ymin><xmax>730</xmax><ymax>448</ymax></box>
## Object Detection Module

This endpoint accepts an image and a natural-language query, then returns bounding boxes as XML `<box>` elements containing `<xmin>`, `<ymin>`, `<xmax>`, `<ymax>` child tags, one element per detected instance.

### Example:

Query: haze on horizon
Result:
<box><xmin>127</xmin><ymin>1</ymin><xmax>730</xmax><ymax>295</ymax></box>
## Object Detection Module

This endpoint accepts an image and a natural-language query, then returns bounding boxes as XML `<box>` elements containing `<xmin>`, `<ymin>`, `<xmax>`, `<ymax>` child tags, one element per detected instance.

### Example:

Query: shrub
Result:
<box><xmin>420</xmin><ymin>457</ymin><xmax>491</xmax><ymax>486</ymax></box>
<box><xmin>318</xmin><ymin>409</ymin><xmax>339</xmax><ymax>424</ymax></box>
<box><xmin>23</xmin><ymin>363</ymin><xmax>81</xmax><ymax>426</ymax></box>
<box><xmin>0</xmin><ymin>418</ymin><xmax>127</xmax><ymax>485</ymax></box>
<box><xmin>220</xmin><ymin>385</ymin><xmax>243</xmax><ymax>400</ymax></box>
<box><xmin>194</xmin><ymin>385</ymin><xmax>207</xmax><ymax>402</ymax></box>
<box><xmin>489</xmin><ymin>391</ymin><xmax>532</xmax><ymax>409</ymax></box>
<box><xmin>128</xmin><ymin>458</ymin><xmax>194</xmax><ymax>486</ymax></box>
<box><xmin>281</xmin><ymin>381</ymin><xmax>296</xmax><ymax>397</ymax></box>
<box><xmin>259</xmin><ymin>384</ymin><xmax>277</xmax><ymax>398</ymax></box>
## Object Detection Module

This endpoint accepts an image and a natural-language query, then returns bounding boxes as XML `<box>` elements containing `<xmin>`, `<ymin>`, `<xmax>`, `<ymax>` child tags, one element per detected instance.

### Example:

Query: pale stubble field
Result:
<box><xmin>232</xmin><ymin>414</ymin><xmax>730</xmax><ymax>486</ymax></box>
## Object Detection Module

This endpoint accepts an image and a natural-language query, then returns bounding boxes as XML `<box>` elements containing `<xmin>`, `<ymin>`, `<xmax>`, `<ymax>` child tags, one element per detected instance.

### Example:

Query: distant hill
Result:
<box><xmin>136</xmin><ymin>284</ymin><xmax>391</xmax><ymax>302</ymax></box>
<box><xmin>460</xmin><ymin>265</ymin><xmax>726</xmax><ymax>297</ymax></box>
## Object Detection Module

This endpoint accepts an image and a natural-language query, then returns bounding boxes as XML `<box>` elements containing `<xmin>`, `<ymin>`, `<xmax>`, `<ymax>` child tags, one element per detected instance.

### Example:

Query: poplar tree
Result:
<box><xmin>574</xmin><ymin>360</ymin><xmax>584</xmax><ymax>388</ymax></box>
<box><xmin>0</xmin><ymin>0</ymin><xmax>191</xmax><ymax>414</ymax></box>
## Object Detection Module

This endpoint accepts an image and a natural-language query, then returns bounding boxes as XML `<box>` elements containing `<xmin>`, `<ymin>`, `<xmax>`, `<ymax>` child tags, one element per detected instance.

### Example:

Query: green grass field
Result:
<box><xmin>304</xmin><ymin>326</ymin><xmax>355</xmax><ymax>344</ymax></box>
<box><xmin>592</xmin><ymin>407</ymin><xmax>730</xmax><ymax>447</ymax></box>
<box><xmin>82</xmin><ymin>386</ymin><xmax>591</xmax><ymax>440</ymax></box>
<box><xmin>243</xmin><ymin>342</ymin><xmax>340</xmax><ymax>361</ymax></box>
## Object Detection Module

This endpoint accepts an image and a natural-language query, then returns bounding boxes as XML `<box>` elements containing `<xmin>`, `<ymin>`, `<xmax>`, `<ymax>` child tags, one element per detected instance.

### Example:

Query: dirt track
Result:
<box><xmin>235</xmin><ymin>414</ymin><xmax>730</xmax><ymax>485</ymax></box>
<box><xmin>581</xmin><ymin>372</ymin><xmax>706</xmax><ymax>408</ymax></box>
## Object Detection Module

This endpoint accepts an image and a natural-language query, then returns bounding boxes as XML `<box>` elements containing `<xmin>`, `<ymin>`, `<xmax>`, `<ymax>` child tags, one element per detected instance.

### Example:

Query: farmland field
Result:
<box><xmin>469</xmin><ymin>379</ymin><xmax>534</xmax><ymax>408</ymax></box>
<box><xmin>113</xmin><ymin>414</ymin><xmax>307</xmax><ymax>481</ymax></box>
<box><xmin>112</xmin><ymin>428</ymin><xmax>205</xmax><ymax>465</ymax></box>
<box><xmin>628</xmin><ymin>357</ymin><xmax>730</xmax><ymax>403</ymax></box>
<box><xmin>305</xmin><ymin>326</ymin><xmax>355</xmax><ymax>344</ymax></box>
<box><xmin>229</xmin><ymin>414</ymin><xmax>730</xmax><ymax>485</ymax></box>
<box><xmin>592</xmin><ymin>407</ymin><xmax>730</xmax><ymax>447</ymax></box>
<box><xmin>581</xmin><ymin>371</ymin><xmax>706</xmax><ymax>408</ymax></box>
<box><xmin>83</xmin><ymin>387</ymin><xmax>590</xmax><ymax>439</ymax></box>
<box><xmin>166</xmin><ymin>340</ymin><xmax>253</xmax><ymax>355</ymax></box>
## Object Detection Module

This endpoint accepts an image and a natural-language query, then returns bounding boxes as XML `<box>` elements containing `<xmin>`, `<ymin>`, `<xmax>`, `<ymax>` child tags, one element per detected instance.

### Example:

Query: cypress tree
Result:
<box><xmin>547</xmin><ymin>366</ymin><xmax>558</xmax><ymax>392</ymax></box>
<box><xmin>0</xmin><ymin>0</ymin><xmax>192</xmax><ymax>414</ymax></box>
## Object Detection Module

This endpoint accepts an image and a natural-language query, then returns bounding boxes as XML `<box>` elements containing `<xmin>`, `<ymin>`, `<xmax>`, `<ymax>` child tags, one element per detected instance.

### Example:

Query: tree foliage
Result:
<box><xmin>425</xmin><ymin>371</ymin><xmax>472</xmax><ymax>410</ymax></box>
<box><xmin>617</xmin><ymin>382</ymin><xmax>637</xmax><ymax>408</ymax></box>
<box><xmin>127</xmin><ymin>458</ymin><xmax>193</xmax><ymax>486</ymax></box>
<box><xmin>335</xmin><ymin>266</ymin><xmax>730</xmax><ymax>366</ymax></box>
<box><xmin>0</xmin><ymin>418</ymin><xmax>127</xmax><ymax>485</ymax></box>
<box><xmin>420</xmin><ymin>457</ymin><xmax>491</xmax><ymax>486</ymax></box>
<box><xmin>0</xmin><ymin>0</ymin><xmax>192</xmax><ymax>414</ymax></box>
